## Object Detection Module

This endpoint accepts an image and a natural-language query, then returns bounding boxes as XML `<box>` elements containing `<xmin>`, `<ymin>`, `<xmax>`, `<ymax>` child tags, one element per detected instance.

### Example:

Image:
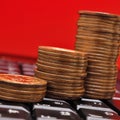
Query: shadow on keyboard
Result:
<box><xmin>0</xmin><ymin>55</ymin><xmax>120</xmax><ymax>120</ymax></box>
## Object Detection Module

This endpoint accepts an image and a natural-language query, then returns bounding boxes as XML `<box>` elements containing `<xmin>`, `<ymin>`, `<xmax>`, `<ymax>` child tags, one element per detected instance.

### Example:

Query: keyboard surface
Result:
<box><xmin>0</xmin><ymin>55</ymin><xmax>120</xmax><ymax>120</ymax></box>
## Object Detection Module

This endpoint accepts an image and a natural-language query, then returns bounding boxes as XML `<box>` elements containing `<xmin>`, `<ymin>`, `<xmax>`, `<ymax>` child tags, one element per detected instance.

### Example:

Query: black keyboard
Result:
<box><xmin>0</xmin><ymin>55</ymin><xmax>120</xmax><ymax>120</ymax></box>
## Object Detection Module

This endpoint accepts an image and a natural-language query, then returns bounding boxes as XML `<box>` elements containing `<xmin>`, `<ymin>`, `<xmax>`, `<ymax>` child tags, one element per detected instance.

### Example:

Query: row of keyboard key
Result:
<box><xmin>0</xmin><ymin>59</ymin><xmax>35</xmax><ymax>76</ymax></box>
<box><xmin>0</xmin><ymin>98</ymin><xmax>81</xmax><ymax>120</ymax></box>
<box><xmin>33</xmin><ymin>98</ymin><xmax>81</xmax><ymax>120</ymax></box>
<box><xmin>0</xmin><ymin>59</ymin><xmax>21</xmax><ymax>74</ymax></box>
<box><xmin>70</xmin><ymin>97</ymin><xmax>120</xmax><ymax>120</ymax></box>
<box><xmin>0</xmin><ymin>97</ymin><xmax>120</xmax><ymax>120</ymax></box>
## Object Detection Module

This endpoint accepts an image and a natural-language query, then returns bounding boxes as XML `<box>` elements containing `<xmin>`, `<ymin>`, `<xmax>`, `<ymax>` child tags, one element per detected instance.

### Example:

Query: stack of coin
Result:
<box><xmin>35</xmin><ymin>46</ymin><xmax>87</xmax><ymax>100</ymax></box>
<box><xmin>75</xmin><ymin>11</ymin><xmax>120</xmax><ymax>99</ymax></box>
<box><xmin>0</xmin><ymin>74</ymin><xmax>47</xmax><ymax>102</ymax></box>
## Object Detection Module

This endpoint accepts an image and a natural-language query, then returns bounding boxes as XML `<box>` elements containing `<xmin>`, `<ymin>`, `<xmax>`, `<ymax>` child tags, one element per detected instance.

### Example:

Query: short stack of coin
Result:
<box><xmin>75</xmin><ymin>11</ymin><xmax>120</xmax><ymax>99</ymax></box>
<box><xmin>0</xmin><ymin>74</ymin><xmax>47</xmax><ymax>102</ymax></box>
<box><xmin>35</xmin><ymin>46</ymin><xmax>87</xmax><ymax>100</ymax></box>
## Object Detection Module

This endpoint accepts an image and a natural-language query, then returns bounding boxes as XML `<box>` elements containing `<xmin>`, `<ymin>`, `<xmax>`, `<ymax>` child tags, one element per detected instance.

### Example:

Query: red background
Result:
<box><xmin>0</xmin><ymin>0</ymin><xmax>120</xmax><ymax>59</ymax></box>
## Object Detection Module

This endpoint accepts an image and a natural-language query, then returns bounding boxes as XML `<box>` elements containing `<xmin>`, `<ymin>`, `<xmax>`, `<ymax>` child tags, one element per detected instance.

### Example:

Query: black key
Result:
<box><xmin>33</xmin><ymin>98</ymin><xmax>81</xmax><ymax>120</ymax></box>
<box><xmin>72</xmin><ymin>98</ymin><xmax>120</xmax><ymax>119</ymax></box>
<box><xmin>0</xmin><ymin>100</ymin><xmax>32</xmax><ymax>120</ymax></box>
<box><xmin>40</xmin><ymin>98</ymin><xmax>72</xmax><ymax>109</ymax></box>
<box><xmin>72</xmin><ymin>98</ymin><xmax>109</xmax><ymax>111</ymax></box>
<box><xmin>78</xmin><ymin>108</ymin><xmax>120</xmax><ymax>120</ymax></box>
<box><xmin>33</xmin><ymin>106</ymin><xmax>81</xmax><ymax>120</ymax></box>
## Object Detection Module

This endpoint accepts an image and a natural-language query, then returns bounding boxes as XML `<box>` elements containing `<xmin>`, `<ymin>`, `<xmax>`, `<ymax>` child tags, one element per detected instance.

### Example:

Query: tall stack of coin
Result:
<box><xmin>75</xmin><ymin>11</ymin><xmax>120</xmax><ymax>99</ymax></box>
<box><xmin>35</xmin><ymin>46</ymin><xmax>87</xmax><ymax>100</ymax></box>
<box><xmin>0</xmin><ymin>74</ymin><xmax>47</xmax><ymax>102</ymax></box>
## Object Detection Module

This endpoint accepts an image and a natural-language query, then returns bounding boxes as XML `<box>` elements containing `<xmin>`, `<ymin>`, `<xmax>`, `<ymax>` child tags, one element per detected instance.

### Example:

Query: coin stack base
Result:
<box><xmin>0</xmin><ymin>74</ymin><xmax>47</xmax><ymax>102</ymax></box>
<box><xmin>75</xmin><ymin>11</ymin><xmax>120</xmax><ymax>99</ymax></box>
<box><xmin>35</xmin><ymin>46</ymin><xmax>87</xmax><ymax>100</ymax></box>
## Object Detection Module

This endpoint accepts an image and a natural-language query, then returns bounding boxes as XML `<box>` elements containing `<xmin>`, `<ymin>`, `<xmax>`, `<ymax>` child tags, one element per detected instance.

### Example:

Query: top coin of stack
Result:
<box><xmin>0</xmin><ymin>74</ymin><xmax>47</xmax><ymax>102</ymax></box>
<box><xmin>35</xmin><ymin>46</ymin><xmax>87</xmax><ymax>100</ymax></box>
<box><xmin>75</xmin><ymin>11</ymin><xmax>120</xmax><ymax>99</ymax></box>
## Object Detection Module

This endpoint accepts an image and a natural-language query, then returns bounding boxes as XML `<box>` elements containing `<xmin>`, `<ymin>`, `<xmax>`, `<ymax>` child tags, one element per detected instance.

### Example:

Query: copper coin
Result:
<box><xmin>37</xmin><ymin>59</ymin><xmax>87</xmax><ymax>70</ymax></box>
<box><xmin>0</xmin><ymin>74</ymin><xmax>47</xmax><ymax>87</ymax></box>
<box><xmin>78</xmin><ymin>11</ymin><xmax>118</xmax><ymax>21</ymax></box>
<box><xmin>87</xmin><ymin>75</ymin><xmax>117</xmax><ymax>80</ymax></box>
<box><xmin>0</xmin><ymin>92</ymin><xmax>45</xmax><ymax>102</ymax></box>
<box><xmin>36</xmin><ymin>63</ymin><xmax>86</xmax><ymax>77</ymax></box>
<box><xmin>85</xmin><ymin>81</ymin><xmax>117</xmax><ymax>87</ymax></box>
<box><xmin>38</xmin><ymin>50</ymin><xmax>87</xmax><ymax>61</ymax></box>
<box><xmin>38</xmin><ymin>46</ymin><xmax>87</xmax><ymax>58</ymax></box>
<box><xmin>76</xmin><ymin>29</ymin><xmax>120</xmax><ymax>40</ymax></box>
<box><xmin>37</xmin><ymin>54</ymin><xmax>87</xmax><ymax>67</ymax></box>
<box><xmin>35</xmin><ymin>70</ymin><xmax>85</xmax><ymax>83</ymax></box>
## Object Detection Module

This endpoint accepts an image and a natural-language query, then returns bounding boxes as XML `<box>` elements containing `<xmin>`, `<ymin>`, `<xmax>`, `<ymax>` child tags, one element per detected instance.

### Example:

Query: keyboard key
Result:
<box><xmin>0</xmin><ymin>60</ymin><xmax>21</xmax><ymax>74</ymax></box>
<box><xmin>0</xmin><ymin>100</ymin><xmax>32</xmax><ymax>120</ymax></box>
<box><xmin>72</xmin><ymin>98</ymin><xmax>109</xmax><ymax>110</ymax></box>
<box><xmin>78</xmin><ymin>108</ymin><xmax>120</xmax><ymax>120</ymax></box>
<box><xmin>71</xmin><ymin>98</ymin><xmax>120</xmax><ymax>119</ymax></box>
<box><xmin>33</xmin><ymin>98</ymin><xmax>81</xmax><ymax>120</ymax></box>
<box><xmin>21</xmin><ymin>63</ymin><xmax>36</xmax><ymax>76</ymax></box>
<box><xmin>41</xmin><ymin>98</ymin><xmax>73</xmax><ymax>109</ymax></box>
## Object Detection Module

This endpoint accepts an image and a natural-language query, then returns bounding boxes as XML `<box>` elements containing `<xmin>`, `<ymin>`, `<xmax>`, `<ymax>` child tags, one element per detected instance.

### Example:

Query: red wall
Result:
<box><xmin>0</xmin><ymin>0</ymin><xmax>120</xmax><ymax>58</ymax></box>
